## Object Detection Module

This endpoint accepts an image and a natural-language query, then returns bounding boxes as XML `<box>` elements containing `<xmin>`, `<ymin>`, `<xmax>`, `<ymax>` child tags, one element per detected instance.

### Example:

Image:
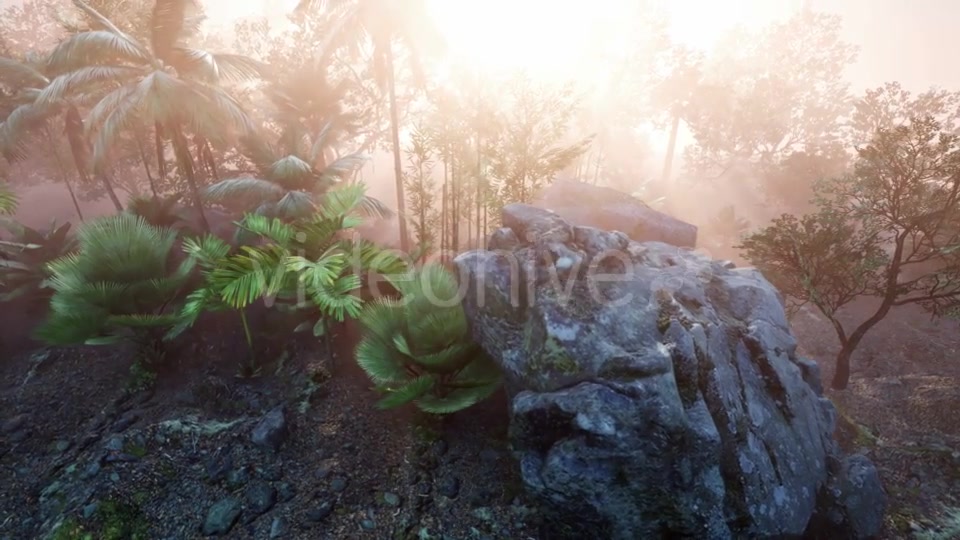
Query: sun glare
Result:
<box><xmin>425</xmin><ymin>0</ymin><xmax>628</xmax><ymax>79</ymax></box>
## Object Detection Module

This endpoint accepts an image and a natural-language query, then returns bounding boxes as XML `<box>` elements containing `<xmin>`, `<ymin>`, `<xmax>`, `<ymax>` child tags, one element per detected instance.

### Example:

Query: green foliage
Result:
<box><xmin>35</xmin><ymin>214</ymin><xmax>193</xmax><ymax>346</ymax></box>
<box><xmin>126</xmin><ymin>193</ymin><xmax>189</xmax><ymax>231</ymax></box>
<box><xmin>401</xmin><ymin>123</ymin><xmax>439</xmax><ymax>253</ymax></box>
<box><xmin>175</xmin><ymin>182</ymin><xmax>405</xmax><ymax>373</ymax></box>
<box><xmin>0</xmin><ymin>220</ymin><xmax>76</xmax><ymax>302</ymax></box>
<box><xmin>0</xmin><ymin>181</ymin><xmax>16</xmax><ymax>214</ymax></box>
<box><xmin>355</xmin><ymin>264</ymin><xmax>501</xmax><ymax>414</ymax></box>
<box><xmin>204</xmin><ymin>122</ymin><xmax>390</xmax><ymax>222</ymax></box>
<box><xmin>739</xmin><ymin>116</ymin><xmax>960</xmax><ymax>388</ymax></box>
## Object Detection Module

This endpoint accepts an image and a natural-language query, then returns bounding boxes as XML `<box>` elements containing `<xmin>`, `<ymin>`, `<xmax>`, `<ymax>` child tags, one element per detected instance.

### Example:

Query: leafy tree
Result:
<box><xmin>355</xmin><ymin>263</ymin><xmax>501</xmax><ymax>414</ymax></box>
<box><xmin>739</xmin><ymin>116</ymin><xmax>960</xmax><ymax>389</ymax></box>
<box><xmin>402</xmin><ymin>123</ymin><xmax>438</xmax><ymax>255</ymax></box>
<box><xmin>848</xmin><ymin>82</ymin><xmax>960</xmax><ymax>147</ymax></box>
<box><xmin>682</xmin><ymin>13</ymin><xmax>856</xmax><ymax>182</ymax></box>
<box><xmin>294</xmin><ymin>0</ymin><xmax>444</xmax><ymax>252</ymax></box>
<box><xmin>486</xmin><ymin>76</ymin><xmax>593</xmax><ymax>205</ymax></box>
<box><xmin>35</xmin><ymin>214</ymin><xmax>193</xmax><ymax>349</ymax></box>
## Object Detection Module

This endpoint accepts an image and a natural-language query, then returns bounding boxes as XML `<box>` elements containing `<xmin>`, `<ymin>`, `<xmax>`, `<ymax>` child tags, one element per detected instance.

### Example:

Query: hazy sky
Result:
<box><xmin>1</xmin><ymin>0</ymin><xmax>956</xmax><ymax>93</ymax></box>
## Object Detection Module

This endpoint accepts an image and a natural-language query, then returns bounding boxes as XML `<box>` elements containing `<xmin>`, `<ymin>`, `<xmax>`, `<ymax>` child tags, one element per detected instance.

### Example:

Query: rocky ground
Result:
<box><xmin>2</xmin><ymin>291</ymin><xmax>959</xmax><ymax>539</ymax></box>
<box><xmin>792</xmin><ymin>299</ymin><xmax>960</xmax><ymax>539</ymax></box>
<box><xmin>0</xmin><ymin>303</ymin><xmax>541</xmax><ymax>539</ymax></box>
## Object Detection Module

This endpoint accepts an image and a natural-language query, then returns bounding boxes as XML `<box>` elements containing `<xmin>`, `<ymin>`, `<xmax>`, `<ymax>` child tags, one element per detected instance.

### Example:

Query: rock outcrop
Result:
<box><xmin>532</xmin><ymin>180</ymin><xmax>698</xmax><ymax>248</ymax></box>
<box><xmin>454</xmin><ymin>203</ymin><xmax>885</xmax><ymax>539</ymax></box>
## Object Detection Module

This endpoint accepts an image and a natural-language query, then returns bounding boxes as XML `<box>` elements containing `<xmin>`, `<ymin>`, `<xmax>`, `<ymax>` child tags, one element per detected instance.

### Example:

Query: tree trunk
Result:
<box><xmin>441</xmin><ymin>155</ymin><xmax>448</xmax><ymax>261</ymax></box>
<box><xmin>64</xmin><ymin>106</ymin><xmax>123</xmax><ymax>211</ymax></box>
<box><xmin>133</xmin><ymin>130</ymin><xmax>158</xmax><ymax>197</ymax></box>
<box><xmin>154</xmin><ymin>122</ymin><xmax>168</xmax><ymax>187</ymax></box>
<box><xmin>451</xmin><ymin>159</ymin><xmax>459</xmax><ymax>253</ymax></box>
<box><xmin>831</xmin><ymin>344</ymin><xmax>854</xmax><ymax>390</ymax></box>
<box><xmin>43</xmin><ymin>127</ymin><xmax>84</xmax><ymax>222</ymax></box>
<box><xmin>384</xmin><ymin>43</ymin><xmax>409</xmax><ymax>252</ymax></box>
<box><xmin>170</xmin><ymin>126</ymin><xmax>209</xmax><ymax>233</ymax></box>
<box><xmin>660</xmin><ymin>111</ymin><xmax>680</xmax><ymax>184</ymax></box>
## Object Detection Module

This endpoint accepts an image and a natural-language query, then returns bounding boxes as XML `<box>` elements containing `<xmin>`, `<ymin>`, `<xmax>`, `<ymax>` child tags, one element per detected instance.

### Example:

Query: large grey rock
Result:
<box><xmin>453</xmin><ymin>206</ymin><xmax>885</xmax><ymax>539</ymax></box>
<box><xmin>533</xmin><ymin>180</ymin><xmax>698</xmax><ymax>247</ymax></box>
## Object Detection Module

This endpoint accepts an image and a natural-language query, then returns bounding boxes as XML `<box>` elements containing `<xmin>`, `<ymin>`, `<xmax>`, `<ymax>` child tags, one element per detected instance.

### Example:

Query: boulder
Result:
<box><xmin>453</xmin><ymin>204</ymin><xmax>885</xmax><ymax>539</ymax></box>
<box><xmin>532</xmin><ymin>180</ymin><xmax>698</xmax><ymax>247</ymax></box>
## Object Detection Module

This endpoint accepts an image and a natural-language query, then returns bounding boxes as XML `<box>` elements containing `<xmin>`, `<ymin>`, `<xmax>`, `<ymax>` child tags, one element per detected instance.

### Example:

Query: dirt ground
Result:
<box><xmin>791</xmin><ymin>298</ymin><xmax>960</xmax><ymax>538</ymax></box>
<box><xmin>0</xmin><ymin>303</ymin><xmax>539</xmax><ymax>539</ymax></box>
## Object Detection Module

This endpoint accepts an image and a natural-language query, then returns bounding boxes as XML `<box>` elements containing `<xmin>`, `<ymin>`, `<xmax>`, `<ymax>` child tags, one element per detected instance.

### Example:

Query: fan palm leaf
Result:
<box><xmin>36</xmin><ymin>214</ymin><xmax>190</xmax><ymax>345</ymax></box>
<box><xmin>354</xmin><ymin>264</ymin><xmax>500</xmax><ymax>414</ymax></box>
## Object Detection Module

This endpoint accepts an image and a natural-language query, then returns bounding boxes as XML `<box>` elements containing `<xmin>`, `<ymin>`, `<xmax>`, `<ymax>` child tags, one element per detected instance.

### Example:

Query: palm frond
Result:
<box><xmin>239</xmin><ymin>213</ymin><xmax>296</xmax><ymax>245</ymax></box>
<box><xmin>35</xmin><ymin>65</ymin><xmax>141</xmax><ymax>107</ymax></box>
<box><xmin>376</xmin><ymin>375</ymin><xmax>435</xmax><ymax>409</ymax></box>
<box><xmin>204</xmin><ymin>177</ymin><xmax>284</xmax><ymax>207</ymax></box>
<box><xmin>0</xmin><ymin>57</ymin><xmax>49</xmax><ymax>87</ymax></box>
<box><xmin>319</xmin><ymin>152</ymin><xmax>368</xmax><ymax>179</ymax></box>
<box><xmin>0</xmin><ymin>182</ymin><xmax>17</xmax><ymax>215</ymax></box>
<box><xmin>275</xmin><ymin>191</ymin><xmax>317</xmax><ymax>220</ymax></box>
<box><xmin>210</xmin><ymin>244</ymin><xmax>287</xmax><ymax>308</ymax></box>
<box><xmin>171</xmin><ymin>49</ymin><xmax>270</xmax><ymax>84</ymax></box>
<box><xmin>46</xmin><ymin>30</ymin><xmax>150</xmax><ymax>74</ymax></box>
<box><xmin>181</xmin><ymin>234</ymin><xmax>231</xmax><ymax>269</ymax></box>
<box><xmin>270</xmin><ymin>155</ymin><xmax>313</xmax><ymax>184</ymax></box>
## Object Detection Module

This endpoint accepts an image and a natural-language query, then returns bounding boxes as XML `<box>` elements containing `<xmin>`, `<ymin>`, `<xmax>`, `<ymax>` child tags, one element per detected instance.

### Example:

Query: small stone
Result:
<box><xmin>203</xmin><ymin>497</ymin><xmax>242</xmax><ymax>536</ymax></box>
<box><xmin>226</xmin><ymin>468</ymin><xmax>250</xmax><ymax>489</ymax></box>
<box><xmin>82</xmin><ymin>461</ymin><xmax>101</xmax><ymax>479</ymax></box>
<box><xmin>251</xmin><ymin>407</ymin><xmax>288</xmax><ymax>452</ymax></box>
<box><xmin>277</xmin><ymin>482</ymin><xmax>296</xmax><ymax>503</ymax></box>
<box><xmin>109</xmin><ymin>472</ymin><xmax>120</xmax><ymax>482</ymax></box>
<box><xmin>206</xmin><ymin>453</ymin><xmax>233</xmax><ymax>483</ymax></box>
<box><xmin>53</xmin><ymin>440</ymin><xmax>71</xmax><ymax>454</ymax></box>
<box><xmin>360</xmin><ymin>519</ymin><xmax>376</xmax><ymax>530</ymax></box>
<box><xmin>438</xmin><ymin>476</ymin><xmax>460</xmax><ymax>498</ymax></box>
<box><xmin>314</xmin><ymin>466</ymin><xmax>331</xmax><ymax>480</ymax></box>
<box><xmin>330</xmin><ymin>475</ymin><xmax>348</xmax><ymax>493</ymax></box>
<box><xmin>82</xmin><ymin>502</ymin><xmax>99</xmax><ymax>519</ymax></box>
<box><xmin>305</xmin><ymin>500</ymin><xmax>334</xmax><ymax>522</ymax></box>
<box><xmin>104</xmin><ymin>435</ymin><xmax>124</xmax><ymax>452</ymax></box>
<box><xmin>244</xmin><ymin>483</ymin><xmax>277</xmax><ymax>515</ymax></box>
<box><xmin>382</xmin><ymin>492</ymin><xmax>401</xmax><ymax>507</ymax></box>
<box><xmin>269</xmin><ymin>516</ymin><xmax>288</xmax><ymax>538</ymax></box>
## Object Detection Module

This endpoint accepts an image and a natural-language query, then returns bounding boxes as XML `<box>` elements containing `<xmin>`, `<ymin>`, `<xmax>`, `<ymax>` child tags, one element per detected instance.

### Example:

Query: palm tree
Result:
<box><xmin>294</xmin><ymin>0</ymin><xmax>444</xmax><ymax>251</ymax></box>
<box><xmin>204</xmin><ymin>122</ymin><xmax>391</xmax><ymax>222</ymax></box>
<box><xmin>35</xmin><ymin>0</ymin><xmax>267</xmax><ymax>231</ymax></box>
<box><xmin>0</xmin><ymin>55</ymin><xmax>100</xmax><ymax>217</ymax></box>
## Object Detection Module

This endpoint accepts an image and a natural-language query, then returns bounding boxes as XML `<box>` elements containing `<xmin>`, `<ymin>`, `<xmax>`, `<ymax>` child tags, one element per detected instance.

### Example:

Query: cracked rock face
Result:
<box><xmin>453</xmin><ymin>203</ymin><xmax>885</xmax><ymax>539</ymax></box>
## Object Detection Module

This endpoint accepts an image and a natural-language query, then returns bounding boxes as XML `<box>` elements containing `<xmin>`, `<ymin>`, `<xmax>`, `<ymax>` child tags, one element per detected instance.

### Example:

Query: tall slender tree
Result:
<box><xmin>294</xmin><ymin>0</ymin><xmax>444</xmax><ymax>251</ymax></box>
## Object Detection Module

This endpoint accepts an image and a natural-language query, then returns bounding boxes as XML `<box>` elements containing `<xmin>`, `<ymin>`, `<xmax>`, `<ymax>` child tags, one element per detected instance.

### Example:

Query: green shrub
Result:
<box><xmin>173</xmin><ymin>183</ymin><xmax>404</xmax><ymax>375</ymax></box>
<box><xmin>35</xmin><ymin>214</ymin><xmax>192</xmax><ymax>347</ymax></box>
<box><xmin>355</xmin><ymin>264</ymin><xmax>501</xmax><ymax>414</ymax></box>
<box><xmin>0</xmin><ymin>220</ymin><xmax>76</xmax><ymax>302</ymax></box>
